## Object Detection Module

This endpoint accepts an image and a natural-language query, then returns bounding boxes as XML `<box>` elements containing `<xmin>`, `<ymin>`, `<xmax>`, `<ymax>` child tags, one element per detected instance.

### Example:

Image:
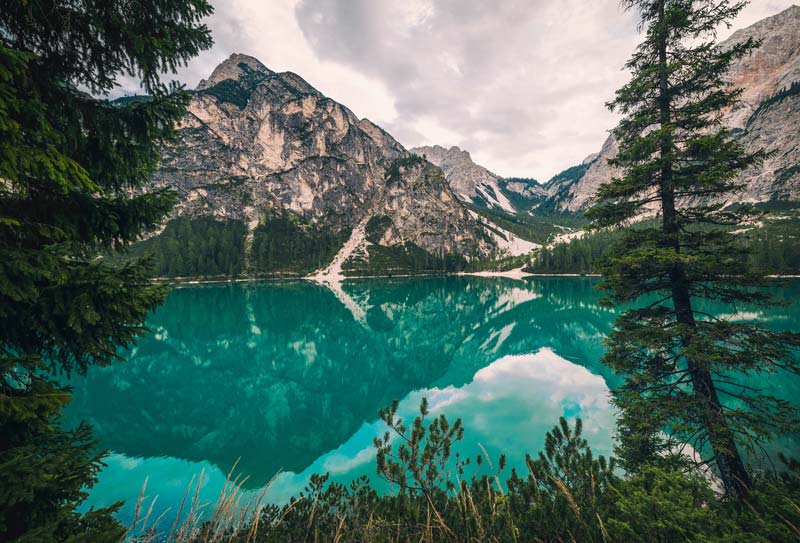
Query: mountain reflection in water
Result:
<box><xmin>64</xmin><ymin>277</ymin><xmax>800</xmax><ymax>524</ymax></box>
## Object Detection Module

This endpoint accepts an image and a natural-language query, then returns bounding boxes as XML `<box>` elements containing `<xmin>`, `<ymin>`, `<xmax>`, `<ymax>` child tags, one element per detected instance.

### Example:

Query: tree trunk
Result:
<box><xmin>655</xmin><ymin>0</ymin><xmax>751</xmax><ymax>498</ymax></box>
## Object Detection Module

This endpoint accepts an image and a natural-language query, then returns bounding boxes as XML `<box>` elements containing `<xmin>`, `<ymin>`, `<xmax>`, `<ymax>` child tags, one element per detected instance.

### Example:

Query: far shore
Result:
<box><xmin>154</xmin><ymin>272</ymin><xmax>800</xmax><ymax>286</ymax></box>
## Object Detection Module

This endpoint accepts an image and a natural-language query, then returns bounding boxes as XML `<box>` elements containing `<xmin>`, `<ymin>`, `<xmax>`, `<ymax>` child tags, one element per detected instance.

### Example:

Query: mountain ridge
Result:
<box><xmin>541</xmin><ymin>4</ymin><xmax>800</xmax><ymax>213</ymax></box>
<box><xmin>143</xmin><ymin>53</ymin><xmax>511</xmax><ymax>277</ymax></box>
<box><xmin>411</xmin><ymin>144</ymin><xmax>547</xmax><ymax>213</ymax></box>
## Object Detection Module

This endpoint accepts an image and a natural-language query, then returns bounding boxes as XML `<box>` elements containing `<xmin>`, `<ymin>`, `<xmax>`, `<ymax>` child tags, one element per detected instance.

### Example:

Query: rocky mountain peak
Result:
<box><xmin>411</xmin><ymin>144</ymin><xmax>513</xmax><ymax>211</ymax></box>
<box><xmin>197</xmin><ymin>53</ymin><xmax>273</xmax><ymax>90</ymax></box>
<box><xmin>148</xmin><ymin>55</ymin><xmax>499</xmax><ymax>276</ymax></box>
<box><xmin>581</xmin><ymin>153</ymin><xmax>600</xmax><ymax>165</ymax></box>
<box><xmin>541</xmin><ymin>5</ymin><xmax>800</xmax><ymax>213</ymax></box>
<box><xmin>722</xmin><ymin>4</ymin><xmax>800</xmax><ymax>128</ymax></box>
<box><xmin>411</xmin><ymin>144</ymin><xmax>548</xmax><ymax>213</ymax></box>
<box><xmin>276</xmin><ymin>70</ymin><xmax>322</xmax><ymax>96</ymax></box>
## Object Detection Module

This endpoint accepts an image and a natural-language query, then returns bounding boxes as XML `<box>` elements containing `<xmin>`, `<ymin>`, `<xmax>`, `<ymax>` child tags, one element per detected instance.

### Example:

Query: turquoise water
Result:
<box><xmin>64</xmin><ymin>277</ymin><xmax>800</xmax><ymax>525</ymax></box>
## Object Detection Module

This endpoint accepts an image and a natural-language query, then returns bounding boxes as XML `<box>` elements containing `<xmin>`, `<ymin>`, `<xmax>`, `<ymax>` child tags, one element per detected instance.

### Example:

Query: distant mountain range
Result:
<box><xmin>410</xmin><ymin>145</ymin><xmax>546</xmax><ymax>213</ymax></box>
<box><xmin>424</xmin><ymin>5</ymin><xmax>800</xmax><ymax>215</ymax></box>
<box><xmin>140</xmin><ymin>54</ymin><xmax>538</xmax><ymax>278</ymax></box>
<box><xmin>540</xmin><ymin>4</ymin><xmax>800</xmax><ymax>213</ymax></box>
<box><xmin>135</xmin><ymin>6</ymin><xmax>800</xmax><ymax>278</ymax></box>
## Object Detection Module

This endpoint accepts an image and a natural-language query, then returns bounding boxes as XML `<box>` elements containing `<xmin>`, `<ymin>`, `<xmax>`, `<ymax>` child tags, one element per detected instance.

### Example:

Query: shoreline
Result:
<box><xmin>156</xmin><ymin>272</ymin><xmax>800</xmax><ymax>286</ymax></box>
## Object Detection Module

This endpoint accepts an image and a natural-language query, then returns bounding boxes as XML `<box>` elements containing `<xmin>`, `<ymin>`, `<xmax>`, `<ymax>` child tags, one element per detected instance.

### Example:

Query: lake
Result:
<box><xmin>64</xmin><ymin>276</ymin><xmax>800</xmax><ymax>525</ymax></box>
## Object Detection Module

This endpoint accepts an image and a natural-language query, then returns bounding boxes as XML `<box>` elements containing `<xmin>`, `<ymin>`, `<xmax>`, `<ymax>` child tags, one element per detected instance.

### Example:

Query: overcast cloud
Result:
<box><xmin>128</xmin><ymin>0</ymin><xmax>797</xmax><ymax>181</ymax></box>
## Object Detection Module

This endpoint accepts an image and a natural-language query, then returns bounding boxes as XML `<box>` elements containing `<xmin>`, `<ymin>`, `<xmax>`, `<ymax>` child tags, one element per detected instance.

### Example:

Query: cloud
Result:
<box><xmin>116</xmin><ymin>0</ymin><xmax>796</xmax><ymax>181</ymax></box>
<box><xmin>293</xmin><ymin>0</ymin><xmax>642</xmax><ymax>180</ymax></box>
<box><xmin>294</xmin><ymin>0</ymin><xmax>798</xmax><ymax>180</ymax></box>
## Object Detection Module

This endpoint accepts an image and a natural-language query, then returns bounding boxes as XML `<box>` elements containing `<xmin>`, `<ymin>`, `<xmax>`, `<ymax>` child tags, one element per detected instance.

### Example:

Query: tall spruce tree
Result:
<box><xmin>586</xmin><ymin>0</ymin><xmax>800</xmax><ymax>498</ymax></box>
<box><xmin>0</xmin><ymin>2</ymin><xmax>212</xmax><ymax>540</ymax></box>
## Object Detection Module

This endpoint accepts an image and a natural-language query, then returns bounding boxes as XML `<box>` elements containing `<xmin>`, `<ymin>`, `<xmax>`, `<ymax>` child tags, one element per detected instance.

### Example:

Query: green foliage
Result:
<box><xmin>742</xmin><ymin>213</ymin><xmax>800</xmax><ymax>274</ymax></box>
<box><xmin>344</xmin><ymin>242</ymin><xmax>468</xmax><ymax>276</ymax></box>
<box><xmin>605</xmin><ymin>466</ymin><xmax>724</xmax><ymax>542</ymax></box>
<box><xmin>529</xmin><ymin>214</ymin><xmax>800</xmax><ymax>275</ymax></box>
<box><xmin>364</xmin><ymin>215</ymin><xmax>393</xmax><ymax>244</ymax></box>
<box><xmin>0</xmin><ymin>358</ymin><xmax>126</xmax><ymax>542</ymax></box>
<box><xmin>171</xmin><ymin>410</ymin><xmax>800</xmax><ymax>543</ymax></box>
<box><xmin>127</xmin><ymin>217</ymin><xmax>247</xmax><ymax>278</ymax></box>
<box><xmin>0</xmin><ymin>1</ymin><xmax>212</xmax><ymax>540</ymax></box>
<box><xmin>748</xmin><ymin>80</ymin><xmax>800</xmax><ymax>123</ymax></box>
<box><xmin>252</xmin><ymin>212</ymin><xmax>348</xmax><ymax>275</ymax></box>
<box><xmin>385</xmin><ymin>154</ymin><xmax>426</xmax><ymax>185</ymax></box>
<box><xmin>374</xmin><ymin>398</ymin><xmax>466</xmax><ymax>495</ymax></box>
<box><xmin>200</xmin><ymin>78</ymin><xmax>253</xmax><ymax>109</ymax></box>
<box><xmin>586</xmin><ymin>0</ymin><xmax>800</xmax><ymax>498</ymax></box>
<box><xmin>528</xmin><ymin>228</ymin><xmax>622</xmax><ymax>274</ymax></box>
<box><xmin>511</xmin><ymin>417</ymin><xmax>618</xmax><ymax>543</ymax></box>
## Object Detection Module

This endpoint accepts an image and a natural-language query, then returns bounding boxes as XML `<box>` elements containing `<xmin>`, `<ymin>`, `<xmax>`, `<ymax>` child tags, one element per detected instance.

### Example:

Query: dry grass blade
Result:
<box><xmin>526</xmin><ymin>457</ymin><xmax>543</xmax><ymax>505</ymax></box>
<box><xmin>139</xmin><ymin>494</ymin><xmax>159</xmax><ymax>536</ymax></box>
<box><xmin>596</xmin><ymin>512</ymin><xmax>611</xmax><ymax>543</ymax></box>
<box><xmin>245</xmin><ymin>471</ymin><xmax>281</xmax><ymax>543</ymax></box>
<box><xmin>273</xmin><ymin>495</ymin><xmax>305</xmax><ymax>530</ymax></box>
<box><xmin>332</xmin><ymin>514</ymin><xmax>347</xmax><ymax>543</ymax></box>
<box><xmin>202</xmin><ymin>460</ymin><xmax>241</xmax><ymax>543</ymax></box>
<box><xmin>304</xmin><ymin>493</ymin><xmax>319</xmax><ymax>542</ymax></box>
<box><xmin>125</xmin><ymin>476</ymin><xmax>148</xmax><ymax>541</ymax></box>
<box><xmin>168</xmin><ymin>474</ymin><xmax>196</xmax><ymax>541</ymax></box>
<box><xmin>549</xmin><ymin>475</ymin><xmax>580</xmax><ymax>518</ymax></box>
<box><xmin>143</xmin><ymin>507</ymin><xmax>173</xmax><ymax>543</ymax></box>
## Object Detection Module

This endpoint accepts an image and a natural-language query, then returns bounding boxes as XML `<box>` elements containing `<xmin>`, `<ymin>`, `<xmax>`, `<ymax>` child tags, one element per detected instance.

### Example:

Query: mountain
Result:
<box><xmin>141</xmin><ymin>54</ymin><xmax>502</xmax><ymax>277</ymax></box>
<box><xmin>410</xmin><ymin>145</ymin><xmax>547</xmax><ymax>212</ymax></box>
<box><xmin>542</xmin><ymin>5</ymin><xmax>800</xmax><ymax>213</ymax></box>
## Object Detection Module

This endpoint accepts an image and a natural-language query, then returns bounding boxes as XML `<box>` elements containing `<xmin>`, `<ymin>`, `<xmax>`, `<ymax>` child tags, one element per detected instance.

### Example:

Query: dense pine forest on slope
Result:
<box><xmin>125</xmin><ymin>218</ymin><xmax>247</xmax><ymax>278</ymax></box>
<box><xmin>251</xmin><ymin>213</ymin><xmax>350</xmax><ymax>276</ymax></box>
<box><xmin>528</xmin><ymin>210</ymin><xmax>800</xmax><ymax>275</ymax></box>
<box><xmin>120</xmin><ymin>207</ymin><xmax>800</xmax><ymax>279</ymax></box>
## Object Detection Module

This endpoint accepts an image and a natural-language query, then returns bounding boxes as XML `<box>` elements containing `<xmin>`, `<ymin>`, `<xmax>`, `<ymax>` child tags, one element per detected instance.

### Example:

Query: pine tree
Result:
<box><xmin>0</xmin><ymin>2</ymin><xmax>212</xmax><ymax>540</ymax></box>
<box><xmin>586</xmin><ymin>0</ymin><xmax>800</xmax><ymax>498</ymax></box>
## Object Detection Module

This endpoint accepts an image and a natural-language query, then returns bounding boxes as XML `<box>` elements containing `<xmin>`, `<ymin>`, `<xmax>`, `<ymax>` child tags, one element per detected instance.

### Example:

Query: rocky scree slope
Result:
<box><xmin>146</xmin><ymin>54</ymin><xmax>496</xmax><ymax>276</ymax></box>
<box><xmin>540</xmin><ymin>5</ymin><xmax>800</xmax><ymax>213</ymax></box>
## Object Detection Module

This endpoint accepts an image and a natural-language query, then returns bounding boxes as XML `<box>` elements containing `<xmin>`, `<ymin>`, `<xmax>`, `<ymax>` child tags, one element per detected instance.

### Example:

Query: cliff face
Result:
<box><xmin>411</xmin><ymin>145</ymin><xmax>546</xmax><ymax>213</ymax></box>
<box><xmin>543</xmin><ymin>5</ymin><xmax>800</xmax><ymax>213</ymax></box>
<box><xmin>147</xmin><ymin>54</ymin><xmax>494</xmax><ymax>274</ymax></box>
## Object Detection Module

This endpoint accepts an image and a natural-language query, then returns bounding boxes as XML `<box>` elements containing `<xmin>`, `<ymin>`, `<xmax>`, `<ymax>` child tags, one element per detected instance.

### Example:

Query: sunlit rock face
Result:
<box><xmin>411</xmin><ymin>145</ymin><xmax>546</xmax><ymax>212</ymax></box>
<box><xmin>543</xmin><ymin>5</ymin><xmax>800</xmax><ymax>213</ymax></box>
<box><xmin>147</xmin><ymin>54</ymin><xmax>492</xmax><ymax>259</ymax></box>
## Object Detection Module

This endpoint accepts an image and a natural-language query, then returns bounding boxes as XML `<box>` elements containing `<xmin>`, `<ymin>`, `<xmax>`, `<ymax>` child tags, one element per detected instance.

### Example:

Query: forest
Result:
<box><xmin>529</xmin><ymin>213</ymin><xmax>800</xmax><ymax>275</ymax></box>
<box><xmin>126</xmin><ymin>217</ymin><xmax>247</xmax><ymax>278</ymax></box>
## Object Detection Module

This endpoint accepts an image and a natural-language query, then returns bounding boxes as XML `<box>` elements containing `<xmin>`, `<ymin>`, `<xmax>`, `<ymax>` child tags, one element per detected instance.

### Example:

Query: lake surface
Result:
<box><xmin>64</xmin><ymin>276</ymin><xmax>800</xmax><ymax>525</ymax></box>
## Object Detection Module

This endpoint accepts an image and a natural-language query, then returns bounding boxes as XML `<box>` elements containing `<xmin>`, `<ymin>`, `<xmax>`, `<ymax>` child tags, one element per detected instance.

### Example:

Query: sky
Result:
<box><xmin>121</xmin><ymin>0</ymin><xmax>798</xmax><ymax>182</ymax></box>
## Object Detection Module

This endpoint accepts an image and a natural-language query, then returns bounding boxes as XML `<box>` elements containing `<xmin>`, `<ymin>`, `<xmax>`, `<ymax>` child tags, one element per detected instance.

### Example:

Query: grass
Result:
<box><xmin>120</xmin><ymin>403</ymin><xmax>800</xmax><ymax>543</ymax></box>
